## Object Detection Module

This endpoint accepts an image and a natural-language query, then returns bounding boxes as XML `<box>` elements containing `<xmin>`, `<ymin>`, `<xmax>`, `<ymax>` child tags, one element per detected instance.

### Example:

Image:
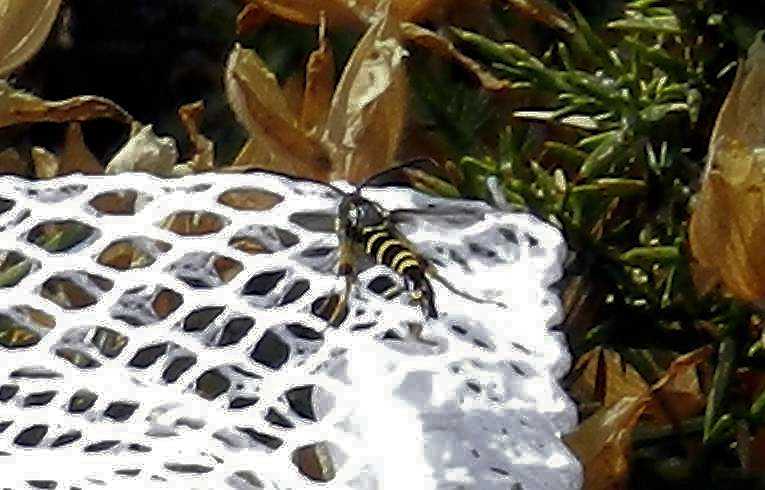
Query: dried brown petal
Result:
<box><xmin>179</xmin><ymin>101</ymin><xmax>214</xmax><ymax>172</ymax></box>
<box><xmin>690</xmin><ymin>171</ymin><xmax>765</xmax><ymax>302</ymax></box>
<box><xmin>568</xmin><ymin>347</ymin><xmax>650</xmax><ymax>410</ymax></box>
<box><xmin>568</xmin><ymin>347</ymin><xmax>712</xmax><ymax>486</ymax></box>
<box><xmin>225</xmin><ymin>44</ymin><xmax>300</xmax><ymax>137</ymax></box>
<box><xmin>301</xmin><ymin>19</ymin><xmax>335</xmax><ymax>136</ymax></box>
<box><xmin>31</xmin><ymin>146</ymin><xmax>60</xmax><ymax>179</ymax></box>
<box><xmin>565</xmin><ymin>397</ymin><xmax>648</xmax><ymax>490</ymax></box>
<box><xmin>390</xmin><ymin>0</ymin><xmax>442</xmax><ymax>22</ymax></box>
<box><xmin>0</xmin><ymin>0</ymin><xmax>62</xmax><ymax>77</ymax></box>
<box><xmin>503</xmin><ymin>0</ymin><xmax>574</xmax><ymax>33</ymax></box>
<box><xmin>689</xmin><ymin>260</ymin><xmax>720</xmax><ymax>298</ymax></box>
<box><xmin>237</xmin><ymin>3</ymin><xmax>271</xmax><ymax>36</ymax></box>
<box><xmin>0</xmin><ymin>147</ymin><xmax>29</xmax><ymax>175</ymax></box>
<box><xmin>27</xmin><ymin>123</ymin><xmax>102</xmax><ymax>178</ymax></box>
<box><xmin>401</xmin><ymin>23</ymin><xmax>510</xmax><ymax>92</ymax></box>
<box><xmin>245</xmin><ymin>0</ymin><xmax>445</xmax><ymax>25</ymax></box>
<box><xmin>244</xmin><ymin>0</ymin><xmax>361</xmax><ymax>27</ymax></box>
<box><xmin>321</xmin><ymin>6</ymin><xmax>408</xmax><ymax>182</ymax></box>
<box><xmin>59</xmin><ymin>123</ymin><xmax>103</xmax><ymax>175</ymax></box>
<box><xmin>0</xmin><ymin>81</ymin><xmax>132</xmax><ymax>128</ymax></box>
<box><xmin>104</xmin><ymin>125</ymin><xmax>178</xmax><ymax>176</ymax></box>
<box><xmin>706</xmin><ymin>37</ymin><xmax>765</xmax><ymax>178</ymax></box>
<box><xmin>283</xmin><ymin>73</ymin><xmax>306</xmax><ymax>118</ymax></box>
<box><xmin>645</xmin><ymin>346</ymin><xmax>712</xmax><ymax>425</ymax></box>
<box><xmin>690</xmin><ymin>35</ymin><xmax>765</xmax><ymax>303</ymax></box>
<box><xmin>225</xmin><ymin>44</ymin><xmax>329</xmax><ymax>180</ymax></box>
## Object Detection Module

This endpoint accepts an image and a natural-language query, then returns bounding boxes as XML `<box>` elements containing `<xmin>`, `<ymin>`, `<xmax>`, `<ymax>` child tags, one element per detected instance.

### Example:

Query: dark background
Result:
<box><xmin>7</xmin><ymin>0</ymin><xmax>245</xmax><ymax>165</ymax></box>
<box><xmin>3</xmin><ymin>0</ymin><xmax>759</xmax><ymax>168</ymax></box>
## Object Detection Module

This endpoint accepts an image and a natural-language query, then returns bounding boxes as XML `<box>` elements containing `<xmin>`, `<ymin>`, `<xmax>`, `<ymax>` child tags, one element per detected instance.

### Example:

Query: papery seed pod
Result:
<box><xmin>689</xmin><ymin>32</ymin><xmax>765</xmax><ymax>303</ymax></box>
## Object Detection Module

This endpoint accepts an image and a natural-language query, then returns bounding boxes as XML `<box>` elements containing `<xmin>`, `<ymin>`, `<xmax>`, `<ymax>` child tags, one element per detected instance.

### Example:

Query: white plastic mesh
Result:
<box><xmin>0</xmin><ymin>172</ymin><xmax>582</xmax><ymax>490</ymax></box>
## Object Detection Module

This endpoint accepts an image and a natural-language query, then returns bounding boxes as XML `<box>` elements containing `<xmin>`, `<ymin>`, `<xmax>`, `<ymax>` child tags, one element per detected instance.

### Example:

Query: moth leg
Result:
<box><xmin>426</xmin><ymin>265</ymin><xmax>506</xmax><ymax>308</ymax></box>
<box><xmin>329</xmin><ymin>270</ymin><xmax>354</xmax><ymax>325</ymax></box>
<box><xmin>381</xmin><ymin>284</ymin><xmax>405</xmax><ymax>300</ymax></box>
<box><xmin>405</xmin><ymin>321</ymin><xmax>438</xmax><ymax>347</ymax></box>
<box><xmin>324</xmin><ymin>239</ymin><xmax>356</xmax><ymax>327</ymax></box>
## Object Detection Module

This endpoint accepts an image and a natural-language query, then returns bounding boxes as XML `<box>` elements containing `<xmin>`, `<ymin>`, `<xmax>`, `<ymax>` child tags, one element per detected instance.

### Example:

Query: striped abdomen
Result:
<box><xmin>360</xmin><ymin>224</ymin><xmax>437</xmax><ymax>318</ymax></box>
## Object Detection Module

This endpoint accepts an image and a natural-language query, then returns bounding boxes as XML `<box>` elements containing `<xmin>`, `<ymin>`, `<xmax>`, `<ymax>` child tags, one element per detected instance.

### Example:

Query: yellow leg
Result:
<box><xmin>382</xmin><ymin>284</ymin><xmax>404</xmax><ymax>300</ymax></box>
<box><xmin>322</xmin><ymin>239</ymin><xmax>355</xmax><ymax>329</ymax></box>
<box><xmin>328</xmin><ymin>272</ymin><xmax>353</xmax><ymax>325</ymax></box>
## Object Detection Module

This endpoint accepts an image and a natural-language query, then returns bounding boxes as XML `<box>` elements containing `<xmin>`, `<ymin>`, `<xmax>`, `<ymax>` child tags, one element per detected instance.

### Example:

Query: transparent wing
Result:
<box><xmin>388</xmin><ymin>204</ymin><xmax>487</xmax><ymax>229</ymax></box>
<box><xmin>294</xmin><ymin>236</ymin><xmax>379</xmax><ymax>276</ymax></box>
<box><xmin>288</xmin><ymin>210</ymin><xmax>337</xmax><ymax>234</ymax></box>
<box><xmin>377</xmin><ymin>185</ymin><xmax>534</xmax><ymax>275</ymax></box>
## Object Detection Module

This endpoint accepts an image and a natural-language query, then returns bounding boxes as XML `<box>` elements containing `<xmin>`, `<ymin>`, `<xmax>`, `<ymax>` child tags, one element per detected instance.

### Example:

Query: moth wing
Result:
<box><xmin>383</xmin><ymin>201</ymin><xmax>522</xmax><ymax>276</ymax></box>
<box><xmin>388</xmin><ymin>204</ymin><xmax>486</xmax><ymax>229</ymax></box>
<box><xmin>293</xmin><ymin>233</ymin><xmax>376</xmax><ymax>276</ymax></box>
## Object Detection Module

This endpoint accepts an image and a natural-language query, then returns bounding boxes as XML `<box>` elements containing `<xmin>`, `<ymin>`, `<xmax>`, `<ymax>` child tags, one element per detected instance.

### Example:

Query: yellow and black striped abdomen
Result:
<box><xmin>359</xmin><ymin>223</ymin><xmax>438</xmax><ymax>318</ymax></box>
<box><xmin>361</xmin><ymin>224</ymin><xmax>420</xmax><ymax>274</ymax></box>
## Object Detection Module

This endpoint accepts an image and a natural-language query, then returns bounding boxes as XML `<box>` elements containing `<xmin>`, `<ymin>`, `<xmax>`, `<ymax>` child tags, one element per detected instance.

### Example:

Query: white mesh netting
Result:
<box><xmin>0</xmin><ymin>172</ymin><xmax>582</xmax><ymax>490</ymax></box>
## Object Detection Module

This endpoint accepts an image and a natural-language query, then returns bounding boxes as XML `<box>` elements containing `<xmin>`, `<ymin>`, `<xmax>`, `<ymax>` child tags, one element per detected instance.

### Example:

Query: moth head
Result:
<box><xmin>338</xmin><ymin>194</ymin><xmax>383</xmax><ymax>232</ymax></box>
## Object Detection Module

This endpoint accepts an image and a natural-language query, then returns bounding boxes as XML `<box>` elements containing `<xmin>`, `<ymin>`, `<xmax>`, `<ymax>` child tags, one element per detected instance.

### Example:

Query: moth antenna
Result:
<box><xmin>355</xmin><ymin>157</ymin><xmax>440</xmax><ymax>191</ymax></box>
<box><xmin>240</xmin><ymin>167</ymin><xmax>347</xmax><ymax>196</ymax></box>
